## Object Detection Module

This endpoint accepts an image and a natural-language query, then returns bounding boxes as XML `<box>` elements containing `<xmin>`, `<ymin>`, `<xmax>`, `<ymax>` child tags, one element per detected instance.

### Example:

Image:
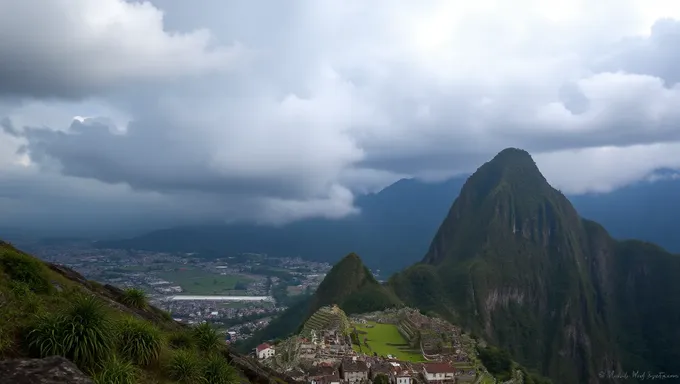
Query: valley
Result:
<box><xmin>4</xmin><ymin>148</ymin><xmax>680</xmax><ymax>384</ymax></box>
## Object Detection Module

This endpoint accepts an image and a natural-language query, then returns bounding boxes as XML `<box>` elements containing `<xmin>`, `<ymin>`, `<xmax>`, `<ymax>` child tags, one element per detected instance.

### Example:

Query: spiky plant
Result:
<box><xmin>120</xmin><ymin>288</ymin><xmax>147</xmax><ymax>309</ymax></box>
<box><xmin>92</xmin><ymin>355</ymin><xmax>138</xmax><ymax>384</ymax></box>
<box><xmin>167</xmin><ymin>349</ymin><xmax>202</xmax><ymax>384</ymax></box>
<box><xmin>26</xmin><ymin>313</ymin><xmax>66</xmax><ymax>358</ymax></box>
<box><xmin>116</xmin><ymin>317</ymin><xmax>163</xmax><ymax>366</ymax></box>
<box><xmin>168</xmin><ymin>330</ymin><xmax>194</xmax><ymax>350</ymax></box>
<box><xmin>201</xmin><ymin>354</ymin><xmax>240</xmax><ymax>384</ymax></box>
<box><xmin>192</xmin><ymin>322</ymin><xmax>220</xmax><ymax>353</ymax></box>
<box><xmin>61</xmin><ymin>295</ymin><xmax>114</xmax><ymax>368</ymax></box>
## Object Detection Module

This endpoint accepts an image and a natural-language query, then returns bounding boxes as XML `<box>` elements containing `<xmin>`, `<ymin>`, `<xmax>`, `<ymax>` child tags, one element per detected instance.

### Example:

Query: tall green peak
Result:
<box><xmin>391</xmin><ymin>149</ymin><xmax>680</xmax><ymax>383</ymax></box>
<box><xmin>422</xmin><ymin>148</ymin><xmax>576</xmax><ymax>265</ymax></box>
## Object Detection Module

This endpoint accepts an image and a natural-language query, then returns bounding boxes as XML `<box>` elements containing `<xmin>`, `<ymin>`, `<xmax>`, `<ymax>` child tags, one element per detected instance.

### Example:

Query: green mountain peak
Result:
<box><xmin>391</xmin><ymin>148</ymin><xmax>680</xmax><ymax>383</ymax></box>
<box><xmin>422</xmin><ymin>147</ymin><xmax>575</xmax><ymax>266</ymax></box>
<box><xmin>308</xmin><ymin>252</ymin><xmax>397</xmax><ymax>312</ymax></box>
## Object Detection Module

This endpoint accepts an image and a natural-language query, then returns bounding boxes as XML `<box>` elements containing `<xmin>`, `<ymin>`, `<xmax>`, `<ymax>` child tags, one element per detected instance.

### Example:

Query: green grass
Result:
<box><xmin>120</xmin><ymin>288</ymin><xmax>147</xmax><ymax>309</ymax></box>
<box><xmin>352</xmin><ymin>322</ymin><xmax>425</xmax><ymax>362</ymax></box>
<box><xmin>158</xmin><ymin>269</ymin><xmax>252</xmax><ymax>295</ymax></box>
<box><xmin>480</xmin><ymin>373</ymin><xmax>496</xmax><ymax>384</ymax></box>
<box><xmin>286</xmin><ymin>286</ymin><xmax>304</xmax><ymax>295</ymax></box>
<box><xmin>92</xmin><ymin>355</ymin><xmax>139</xmax><ymax>384</ymax></box>
<box><xmin>116</xmin><ymin>317</ymin><xmax>163</xmax><ymax>366</ymax></box>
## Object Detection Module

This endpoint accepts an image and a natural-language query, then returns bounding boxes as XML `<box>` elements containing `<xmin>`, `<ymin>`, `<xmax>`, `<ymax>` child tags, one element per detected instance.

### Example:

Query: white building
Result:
<box><xmin>255</xmin><ymin>343</ymin><xmax>275</xmax><ymax>359</ymax></box>
<box><xmin>423</xmin><ymin>363</ymin><xmax>455</xmax><ymax>383</ymax></box>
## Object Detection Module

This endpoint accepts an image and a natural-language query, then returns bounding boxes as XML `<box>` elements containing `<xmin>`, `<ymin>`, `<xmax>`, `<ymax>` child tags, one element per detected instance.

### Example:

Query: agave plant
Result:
<box><xmin>192</xmin><ymin>322</ymin><xmax>221</xmax><ymax>353</ymax></box>
<box><xmin>120</xmin><ymin>288</ymin><xmax>147</xmax><ymax>309</ymax></box>
<box><xmin>167</xmin><ymin>349</ymin><xmax>202</xmax><ymax>384</ymax></box>
<box><xmin>26</xmin><ymin>313</ymin><xmax>66</xmax><ymax>358</ymax></box>
<box><xmin>116</xmin><ymin>317</ymin><xmax>163</xmax><ymax>366</ymax></box>
<box><xmin>61</xmin><ymin>295</ymin><xmax>114</xmax><ymax>368</ymax></box>
<box><xmin>92</xmin><ymin>355</ymin><xmax>138</xmax><ymax>384</ymax></box>
<box><xmin>201</xmin><ymin>355</ymin><xmax>240</xmax><ymax>384</ymax></box>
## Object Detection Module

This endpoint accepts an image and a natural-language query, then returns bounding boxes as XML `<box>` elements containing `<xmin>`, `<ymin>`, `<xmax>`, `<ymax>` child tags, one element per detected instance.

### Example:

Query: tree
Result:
<box><xmin>373</xmin><ymin>374</ymin><xmax>389</xmax><ymax>384</ymax></box>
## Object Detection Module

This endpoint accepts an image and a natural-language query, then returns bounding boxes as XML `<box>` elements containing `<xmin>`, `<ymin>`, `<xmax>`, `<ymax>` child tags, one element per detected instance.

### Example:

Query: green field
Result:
<box><xmin>353</xmin><ymin>322</ymin><xmax>425</xmax><ymax>362</ymax></box>
<box><xmin>159</xmin><ymin>268</ymin><xmax>252</xmax><ymax>295</ymax></box>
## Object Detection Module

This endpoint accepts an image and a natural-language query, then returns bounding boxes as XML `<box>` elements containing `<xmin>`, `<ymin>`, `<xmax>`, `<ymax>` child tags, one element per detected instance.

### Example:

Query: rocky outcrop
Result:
<box><xmin>0</xmin><ymin>356</ymin><xmax>92</xmax><ymax>384</ymax></box>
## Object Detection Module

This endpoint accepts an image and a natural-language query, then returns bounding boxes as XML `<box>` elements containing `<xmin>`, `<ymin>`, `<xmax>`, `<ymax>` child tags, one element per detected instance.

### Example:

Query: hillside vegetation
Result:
<box><xmin>237</xmin><ymin>253</ymin><xmax>401</xmax><ymax>352</ymax></box>
<box><xmin>391</xmin><ymin>148</ymin><xmax>680</xmax><ymax>383</ymax></box>
<box><xmin>241</xmin><ymin>148</ymin><xmax>680</xmax><ymax>384</ymax></box>
<box><xmin>0</xmin><ymin>240</ymin><xmax>298</xmax><ymax>384</ymax></box>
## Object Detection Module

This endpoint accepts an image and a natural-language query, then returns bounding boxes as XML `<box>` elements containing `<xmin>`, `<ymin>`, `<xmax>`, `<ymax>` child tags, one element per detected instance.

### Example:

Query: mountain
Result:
<box><xmin>0</xmin><ymin>240</ymin><xmax>301</xmax><ymax>383</ymax></box>
<box><xmin>95</xmin><ymin>170</ymin><xmax>680</xmax><ymax>273</ymax></box>
<box><xmin>389</xmin><ymin>148</ymin><xmax>680</xmax><ymax>383</ymax></box>
<box><xmin>237</xmin><ymin>252</ymin><xmax>401</xmax><ymax>351</ymax></box>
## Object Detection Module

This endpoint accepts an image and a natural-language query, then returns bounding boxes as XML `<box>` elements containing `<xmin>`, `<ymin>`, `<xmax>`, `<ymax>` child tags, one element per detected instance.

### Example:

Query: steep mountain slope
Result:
<box><xmin>237</xmin><ymin>253</ymin><xmax>402</xmax><ymax>351</ymax></box>
<box><xmin>389</xmin><ymin>148</ymin><xmax>680</xmax><ymax>384</ymax></box>
<box><xmin>0</xmin><ymin>240</ymin><xmax>300</xmax><ymax>383</ymax></box>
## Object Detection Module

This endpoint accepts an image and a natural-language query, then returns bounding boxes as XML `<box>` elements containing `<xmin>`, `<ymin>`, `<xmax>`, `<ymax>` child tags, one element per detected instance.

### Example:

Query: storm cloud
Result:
<box><xmin>2</xmin><ymin>0</ymin><xmax>680</xmax><ymax>235</ymax></box>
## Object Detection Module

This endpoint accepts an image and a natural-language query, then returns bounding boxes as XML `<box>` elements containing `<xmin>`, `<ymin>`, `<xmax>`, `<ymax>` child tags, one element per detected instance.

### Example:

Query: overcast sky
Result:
<box><xmin>2</xmin><ymin>0</ymin><xmax>680</xmax><ymax>236</ymax></box>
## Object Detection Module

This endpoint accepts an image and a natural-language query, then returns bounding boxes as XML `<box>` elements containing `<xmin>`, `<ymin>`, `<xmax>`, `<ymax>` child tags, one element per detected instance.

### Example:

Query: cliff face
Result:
<box><xmin>390</xmin><ymin>148</ymin><xmax>680</xmax><ymax>383</ymax></box>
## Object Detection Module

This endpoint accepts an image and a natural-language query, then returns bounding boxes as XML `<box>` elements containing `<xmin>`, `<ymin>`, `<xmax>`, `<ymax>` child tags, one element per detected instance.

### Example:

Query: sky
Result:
<box><xmin>2</xmin><ymin>0</ymin><xmax>680</xmax><ymax>237</ymax></box>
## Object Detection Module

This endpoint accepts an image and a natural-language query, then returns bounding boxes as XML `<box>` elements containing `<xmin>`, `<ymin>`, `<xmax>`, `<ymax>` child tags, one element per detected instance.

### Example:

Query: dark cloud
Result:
<box><xmin>2</xmin><ymin>0</ymin><xmax>680</xmax><ymax>235</ymax></box>
<box><xmin>594</xmin><ymin>19</ymin><xmax>680</xmax><ymax>86</ymax></box>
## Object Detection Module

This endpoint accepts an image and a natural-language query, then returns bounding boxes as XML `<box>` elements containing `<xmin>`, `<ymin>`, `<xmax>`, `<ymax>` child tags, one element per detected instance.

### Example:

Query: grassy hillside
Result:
<box><xmin>0</xmin><ymin>240</ymin><xmax>299</xmax><ymax>384</ymax></box>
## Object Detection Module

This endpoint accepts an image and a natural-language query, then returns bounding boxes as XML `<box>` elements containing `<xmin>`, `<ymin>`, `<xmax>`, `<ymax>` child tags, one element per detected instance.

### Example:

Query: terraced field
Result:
<box><xmin>301</xmin><ymin>305</ymin><xmax>351</xmax><ymax>337</ymax></box>
<box><xmin>353</xmin><ymin>321</ymin><xmax>425</xmax><ymax>362</ymax></box>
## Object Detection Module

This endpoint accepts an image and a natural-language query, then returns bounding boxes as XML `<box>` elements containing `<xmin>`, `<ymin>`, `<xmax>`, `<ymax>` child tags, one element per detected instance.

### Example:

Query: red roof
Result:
<box><xmin>423</xmin><ymin>362</ymin><xmax>455</xmax><ymax>374</ymax></box>
<box><xmin>255</xmin><ymin>343</ymin><xmax>271</xmax><ymax>353</ymax></box>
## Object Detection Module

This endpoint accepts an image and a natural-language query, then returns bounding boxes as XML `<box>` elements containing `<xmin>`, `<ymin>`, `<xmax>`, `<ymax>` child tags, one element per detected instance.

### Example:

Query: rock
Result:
<box><xmin>0</xmin><ymin>356</ymin><xmax>93</xmax><ymax>384</ymax></box>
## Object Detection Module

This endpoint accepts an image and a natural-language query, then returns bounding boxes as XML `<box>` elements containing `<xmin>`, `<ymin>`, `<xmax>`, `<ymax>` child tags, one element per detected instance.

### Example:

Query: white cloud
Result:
<box><xmin>2</xmin><ymin>0</ymin><xmax>680</xmax><ymax>232</ymax></box>
<box><xmin>0</xmin><ymin>0</ymin><xmax>243</xmax><ymax>98</ymax></box>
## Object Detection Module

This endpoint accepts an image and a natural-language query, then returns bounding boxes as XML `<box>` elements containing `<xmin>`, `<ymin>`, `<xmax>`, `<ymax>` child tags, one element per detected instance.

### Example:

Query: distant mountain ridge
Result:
<box><xmin>96</xmin><ymin>166</ymin><xmax>680</xmax><ymax>273</ymax></box>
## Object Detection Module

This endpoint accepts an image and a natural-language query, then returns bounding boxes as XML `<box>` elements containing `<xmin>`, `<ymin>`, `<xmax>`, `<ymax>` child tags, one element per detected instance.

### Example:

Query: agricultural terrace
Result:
<box><xmin>352</xmin><ymin>321</ymin><xmax>425</xmax><ymax>362</ymax></box>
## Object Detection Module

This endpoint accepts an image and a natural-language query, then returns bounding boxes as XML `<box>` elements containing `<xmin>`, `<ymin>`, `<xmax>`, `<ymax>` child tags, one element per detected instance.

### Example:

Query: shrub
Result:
<box><xmin>373</xmin><ymin>374</ymin><xmax>390</xmax><ymax>384</ymax></box>
<box><xmin>168</xmin><ymin>331</ymin><xmax>194</xmax><ymax>350</ymax></box>
<box><xmin>92</xmin><ymin>355</ymin><xmax>138</xmax><ymax>384</ymax></box>
<box><xmin>0</xmin><ymin>250</ymin><xmax>51</xmax><ymax>293</ymax></box>
<box><xmin>116</xmin><ymin>317</ymin><xmax>163</xmax><ymax>366</ymax></box>
<box><xmin>0</xmin><ymin>324</ymin><xmax>14</xmax><ymax>356</ymax></box>
<box><xmin>193</xmin><ymin>322</ymin><xmax>221</xmax><ymax>353</ymax></box>
<box><xmin>201</xmin><ymin>354</ymin><xmax>240</xmax><ymax>384</ymax></box>
<box><xmin>27</xmin><ymin>313</ymin><xmax>66</xmax><ymax>358</ymax></box>
<box><xmin>478</xmin><ymin>346</ymin><xmax>513</xmax><ymax>380</ymax></box>
<box><xmin>161</xmin><ymin>310</ymin><xmax>173</xmax><ymax>321</ymax></box>
<box><xmin>167</xmin><ymin>349</ymin><xmax>202</xmax><ymax>384</ymax></box>
<box><xmin>61</xmin><ymin>295</ymin><xmax>114</xmax><ymax>368</ymax></box>
<box><xmin>10</xmin><ymin>282</ymin><xmax>44</xmax><ymax>314</ymax></box>
<box><xmin>120</xmin><ymin>288</ymin><xmax>147</xmax><ymax>309</ymax></box>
